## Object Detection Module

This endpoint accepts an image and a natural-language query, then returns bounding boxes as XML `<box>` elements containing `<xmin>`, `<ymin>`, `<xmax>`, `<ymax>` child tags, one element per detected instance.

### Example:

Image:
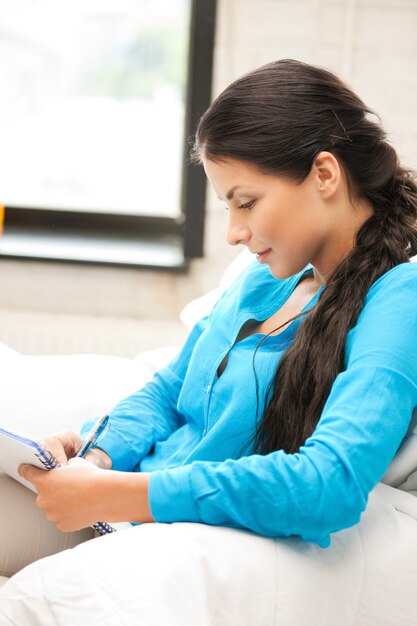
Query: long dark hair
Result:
<box><xmin>193</xmin><ymin>59</ymin><xmax>417</xmax><ymax>454</ymax></box>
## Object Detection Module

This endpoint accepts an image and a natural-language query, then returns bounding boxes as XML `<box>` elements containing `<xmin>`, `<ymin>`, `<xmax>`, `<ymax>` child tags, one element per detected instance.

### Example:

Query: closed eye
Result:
<box><xmin>238</xmin><ymin>200</ymin><xmax>255</xmax><ymax>209</ymax></box>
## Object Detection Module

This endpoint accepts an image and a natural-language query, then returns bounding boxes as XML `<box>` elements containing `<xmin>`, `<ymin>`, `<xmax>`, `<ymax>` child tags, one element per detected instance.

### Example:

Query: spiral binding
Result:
<box><xmin>94</xmin><ymin>521</ymin><xmax>116</xmax><ymax>535</ymax></box>
<box><xmin>35</xmin><ymin>445</ymin><xmax>59</xmax><ymax>470</ymax></box>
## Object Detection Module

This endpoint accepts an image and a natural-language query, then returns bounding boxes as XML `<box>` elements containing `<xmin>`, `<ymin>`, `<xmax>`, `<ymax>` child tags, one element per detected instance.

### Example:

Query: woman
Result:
<box><xmin>1</xmin><ymin>59</ymin><xmax>417</xmax><ymax>624</ymax></box>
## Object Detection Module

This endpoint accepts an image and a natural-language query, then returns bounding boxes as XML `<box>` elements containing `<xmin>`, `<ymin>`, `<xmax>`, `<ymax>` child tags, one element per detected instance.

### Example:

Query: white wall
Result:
<box><xmin>213</xmin><ymin>0</ymin><xmax>417</xmax><ymax>162</ymax></box>
<box><xmin>1</xmin><ymin>0</ymin><xmax>416</xmax><ymax>354</ymax></box>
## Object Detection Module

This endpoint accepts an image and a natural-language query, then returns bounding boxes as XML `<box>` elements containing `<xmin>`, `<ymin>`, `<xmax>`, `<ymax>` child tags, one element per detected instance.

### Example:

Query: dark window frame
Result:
<box><xmin>0</xmin><ymin>0</ymin><xmax>217</xmax><ymax>271</ymax></box>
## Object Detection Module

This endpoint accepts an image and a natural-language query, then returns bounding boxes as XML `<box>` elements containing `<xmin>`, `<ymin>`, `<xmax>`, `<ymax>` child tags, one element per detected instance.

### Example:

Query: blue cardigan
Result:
<box><xmin>81</xmin><ymin>261</ymin><xmax>417</xmax><ymax>546</ymax></box>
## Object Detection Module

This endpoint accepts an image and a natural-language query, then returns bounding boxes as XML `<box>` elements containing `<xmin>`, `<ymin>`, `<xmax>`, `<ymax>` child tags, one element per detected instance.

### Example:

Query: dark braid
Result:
<box><xmin>257</xmin><ymin>166</ymin><xmax>417</xmax><ymax>454</ymax></box>
<box><xmin>192</xmin><ymin>59</ymin><xmax>417</xmax><ymax>454</ymax></box>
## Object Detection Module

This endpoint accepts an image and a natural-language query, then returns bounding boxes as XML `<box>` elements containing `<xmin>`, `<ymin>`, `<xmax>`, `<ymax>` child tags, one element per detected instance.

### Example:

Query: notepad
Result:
<box><xmin>0</xmin><ymin>425</ymin><xmax>58</xmax><ymax>492</ymax></box>
<box><xmin>0</xmin><ymin>425</ymin><xmax>117</xmax><ymax>535</ymax></box>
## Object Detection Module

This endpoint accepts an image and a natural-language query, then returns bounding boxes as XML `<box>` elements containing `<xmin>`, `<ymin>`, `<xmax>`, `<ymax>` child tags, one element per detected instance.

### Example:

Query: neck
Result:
<box><xmin>313</xmin><ymin>195</ymin><xmax>374</xmax><ymax>285</ymax></box>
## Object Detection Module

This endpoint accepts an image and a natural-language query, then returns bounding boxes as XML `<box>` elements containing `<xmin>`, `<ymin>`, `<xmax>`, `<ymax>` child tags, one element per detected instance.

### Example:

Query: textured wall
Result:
<box><xmin>212</xmin><ymin>0</ymin><xmax>417</xmax><ymax>165</ymax></box>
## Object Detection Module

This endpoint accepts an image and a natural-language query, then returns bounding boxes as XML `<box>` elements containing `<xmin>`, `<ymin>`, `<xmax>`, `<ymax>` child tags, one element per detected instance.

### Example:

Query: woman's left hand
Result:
<box><xmin>18</xmin><ymin>459</ymin><xmax>153</xmax><ymax>532</ymax></box>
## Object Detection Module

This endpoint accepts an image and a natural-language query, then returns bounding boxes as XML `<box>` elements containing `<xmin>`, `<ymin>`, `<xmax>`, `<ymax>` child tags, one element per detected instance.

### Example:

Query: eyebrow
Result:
<box><xmin>218</xmin><ymin>185</ymin><xmax>254</xmax><ymax>201</ymax></box>
<box><xmin>226</xmin><ymin>185</ymin><xmax>241</xmax><ymax>200</ymax></box>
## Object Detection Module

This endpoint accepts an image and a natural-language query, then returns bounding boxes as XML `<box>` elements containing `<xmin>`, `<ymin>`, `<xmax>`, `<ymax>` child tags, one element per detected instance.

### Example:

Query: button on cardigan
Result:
<box><xmin>81</xmin><ymin>261</ymin><xmax>417</xmax><ymax>546</ymax></box>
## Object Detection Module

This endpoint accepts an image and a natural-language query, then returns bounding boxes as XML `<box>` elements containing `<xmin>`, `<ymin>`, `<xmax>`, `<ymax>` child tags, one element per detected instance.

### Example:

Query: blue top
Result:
<box><xmin>80</xmin><ymin>260</ymin><xmax>417</xmax><ymax>546</ymax></box>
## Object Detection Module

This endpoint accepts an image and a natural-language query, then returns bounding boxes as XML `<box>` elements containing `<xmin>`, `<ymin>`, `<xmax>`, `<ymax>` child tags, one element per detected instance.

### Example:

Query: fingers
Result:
<box><xmin>18</xmin><ymin>463</ymin><xmax>44</xmax><ymax>487</ymax></box>
<box><xmin>18</xmin><ymin>464</ymin><xmax>56</xmax><ymax>517</ymax></box>
<box><xmin>43</xmin><ymin>431</ymin><xmax>83</xmax><ymax>465</ymax></box>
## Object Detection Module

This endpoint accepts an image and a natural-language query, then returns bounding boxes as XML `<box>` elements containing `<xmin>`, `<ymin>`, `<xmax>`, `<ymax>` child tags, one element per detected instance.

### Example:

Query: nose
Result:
<box><xmin>226</xmin><ymin>211</ymin><xmax>251</xmax><ymax>247</ymax></box>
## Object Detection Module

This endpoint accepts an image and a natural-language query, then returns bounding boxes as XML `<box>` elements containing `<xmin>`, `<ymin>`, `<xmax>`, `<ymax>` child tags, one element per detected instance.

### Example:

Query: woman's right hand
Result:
<box><xmin>42</xmin><ymin>431</ymin><xmax>113</xmax><ymax>469</ymax></box>
<box><xmin>42</xmin><ymin>431</ymin><xmax>83</xmax><ymax>466</ymax></box>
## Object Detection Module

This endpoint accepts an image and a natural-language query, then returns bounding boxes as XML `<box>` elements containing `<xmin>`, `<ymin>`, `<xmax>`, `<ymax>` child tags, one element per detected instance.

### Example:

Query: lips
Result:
<box><xmin>254</xmin><ymin>248</ymin><xmax>272</xmax><ymax>263</ymax></box>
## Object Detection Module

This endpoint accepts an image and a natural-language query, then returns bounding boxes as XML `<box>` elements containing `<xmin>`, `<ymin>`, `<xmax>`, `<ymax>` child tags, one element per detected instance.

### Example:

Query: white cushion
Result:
<box><xmin>0</xmin><ymin>351</ymin><xmax>169</xmax><ymax>438</ymax></box>
<box><xmin>2</xmin><ymin>487</ymin><xmax>417</xmax><ymax>624</ymax></box>
<box><xmin>0</xmin><ymin>252</ymin><xmax>252</xmax><ymax>437</ymax></box>
<box><xmin>180</xmin><ymin>250</ymin><xmax>253</xmax><ymax>328</ymax></box>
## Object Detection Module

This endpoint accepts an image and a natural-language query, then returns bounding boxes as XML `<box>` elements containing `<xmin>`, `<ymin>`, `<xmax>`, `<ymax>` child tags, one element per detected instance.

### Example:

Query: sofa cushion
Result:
<box><xmin>0</xmin><ymin>351</ymin><xmax>170</xmax><ymax>438</ymax></box>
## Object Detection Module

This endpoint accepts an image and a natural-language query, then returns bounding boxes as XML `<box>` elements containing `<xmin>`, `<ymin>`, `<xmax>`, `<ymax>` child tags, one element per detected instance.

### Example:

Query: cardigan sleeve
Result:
<box><xmin>80</xmin><ymin>315</ymin><xmax>209</xmax><ymax>472</ymax></box>
<box><xmin>148</xmin><ymin>266</ymin><xmax>417</xmax><ymax>546</ymax></box>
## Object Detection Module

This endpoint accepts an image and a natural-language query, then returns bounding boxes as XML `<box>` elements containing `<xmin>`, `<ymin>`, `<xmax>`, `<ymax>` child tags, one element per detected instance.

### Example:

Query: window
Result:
<box><xmin>0</xmin><ymin>0</ymin><xmax>216</xmax><ymax>268</ymax></box>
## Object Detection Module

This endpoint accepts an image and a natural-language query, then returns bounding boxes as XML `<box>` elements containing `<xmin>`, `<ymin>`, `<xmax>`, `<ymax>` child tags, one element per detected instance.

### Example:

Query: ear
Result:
<box><xmin>311</xmin><ymin>151</ymin><xmax>341</xmax><ymax>199</ymax></box>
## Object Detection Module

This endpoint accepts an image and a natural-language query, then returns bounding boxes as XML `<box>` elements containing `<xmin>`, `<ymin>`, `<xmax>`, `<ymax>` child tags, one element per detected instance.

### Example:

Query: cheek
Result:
<box><xmin>279</xmin><ymin>201</ymin><xmax>323</xmax><ymax>245</ymax></box>
<box><xmin>262</xmin><ymin>211</ymin><xmax>305</xmax><ymax>247</ymax></box>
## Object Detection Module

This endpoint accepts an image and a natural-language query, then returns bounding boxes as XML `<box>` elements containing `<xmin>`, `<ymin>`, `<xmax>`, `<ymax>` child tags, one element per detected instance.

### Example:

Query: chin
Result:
<box><xmin>268</xmin><ymin>268</ymin><xmax>294</xmax><ymax>280</ymax></box>
<box><xmin>268</xmin><ymin>262</ymin><xmax>306</xmax><ymax>280</ymax></box>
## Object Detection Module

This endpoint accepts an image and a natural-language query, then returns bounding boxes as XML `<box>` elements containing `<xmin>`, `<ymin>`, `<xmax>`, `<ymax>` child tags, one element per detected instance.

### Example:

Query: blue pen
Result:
<box><xmin>75</xmin><ymin>414</ymin><xmax>115</xmax><ymax>535</ymax></box>
<box><xmin>76</xmin><ymin>415</ymin><xmax>109</xmax><ymax>458</ymax></box>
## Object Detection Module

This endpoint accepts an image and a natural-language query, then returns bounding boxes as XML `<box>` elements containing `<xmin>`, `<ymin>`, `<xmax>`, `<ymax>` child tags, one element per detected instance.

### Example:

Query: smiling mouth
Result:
<box><xmin>254</xmin><ymin>248</ymin><xmax>272</xmax><ymax>263</ymax></box>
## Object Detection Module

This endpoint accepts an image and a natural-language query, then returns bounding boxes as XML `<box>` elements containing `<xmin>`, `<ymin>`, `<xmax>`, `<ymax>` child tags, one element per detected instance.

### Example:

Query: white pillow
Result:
<box><xmin>0</xmin><ymin>352</ymin><xmax>158</xmax><ymax>438</ymax></box>
<box><xmin>180</xmin><ymin>249</ymin><xmax>253</xmax><ymax>329</ymax></box>
<box><xmin>0</xmin><ymin>251</ymin><xmax>253</xmax><ymax>439</ymax></box>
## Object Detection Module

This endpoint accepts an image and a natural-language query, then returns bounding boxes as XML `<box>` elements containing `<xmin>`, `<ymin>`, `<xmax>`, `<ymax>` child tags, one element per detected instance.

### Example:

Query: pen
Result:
<box><xmin>74</xmin><ymin>414</ymin><xmax>116</xmax><ymax>535</ymax></box>
<box><xmin>76</xmin><ymin>415</ymin><xmax>109</xmax><ymax>458</ymax></box>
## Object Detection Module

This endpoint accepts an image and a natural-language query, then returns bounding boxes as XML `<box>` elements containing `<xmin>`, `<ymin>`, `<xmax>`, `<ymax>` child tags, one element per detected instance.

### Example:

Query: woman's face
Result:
<box><xmin>203</xmin><ymin>156</ymin><xmax>337</xmax><ymax>281</ymax></box>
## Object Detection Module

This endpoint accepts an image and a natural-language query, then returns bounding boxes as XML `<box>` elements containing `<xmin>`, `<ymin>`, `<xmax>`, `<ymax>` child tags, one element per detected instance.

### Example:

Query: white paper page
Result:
<box><xmin>0</xmin><ymin>426</ymin><xmax>51</xmax><ymax>493</ymax></box>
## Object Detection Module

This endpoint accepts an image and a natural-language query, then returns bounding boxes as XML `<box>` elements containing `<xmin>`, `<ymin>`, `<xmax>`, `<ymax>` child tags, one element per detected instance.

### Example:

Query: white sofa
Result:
<box><xmin>0</xmin><ymin>251</ymin><xmax>253</xmax><ymax>590</ymax></box>
<box><xmin>0</xmin><ymin>343</ymin><xmax>178</xmax><ymax>590</ymax></box>
<box><xmin>1</xmin><ymin>253</ymin><xmax>417</xmax><ymax>626</ymax></box>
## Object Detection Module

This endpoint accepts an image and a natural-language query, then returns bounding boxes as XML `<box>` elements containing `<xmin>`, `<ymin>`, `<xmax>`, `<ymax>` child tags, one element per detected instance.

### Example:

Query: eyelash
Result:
<box><xmin>238</xmin><ymin>200</ymin><xmax>255</xmax><ymax>210</ymax></box>
<box><xmin>223</xmin><ymin>200</ymin><xmax>255</xmax><ymax>211</ymax></box>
